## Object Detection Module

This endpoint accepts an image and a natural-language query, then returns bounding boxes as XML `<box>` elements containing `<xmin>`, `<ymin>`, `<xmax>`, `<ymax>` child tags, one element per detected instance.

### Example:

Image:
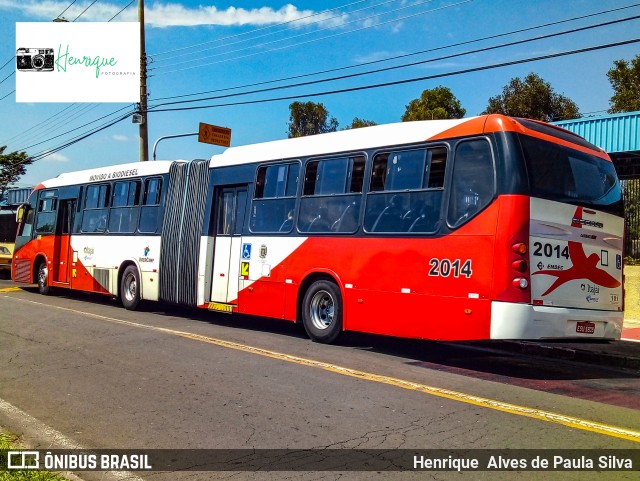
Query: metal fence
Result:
<box><xmin>623</xmin><ymin>179</ymin><xmax>640</xmax><ymax>261</ymax></box>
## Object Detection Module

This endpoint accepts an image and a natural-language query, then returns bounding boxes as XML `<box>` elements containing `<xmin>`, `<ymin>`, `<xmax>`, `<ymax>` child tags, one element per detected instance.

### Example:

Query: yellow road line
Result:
<box><xmin>6</xmin><ymin>295</ymin><xmax>640</xmax><ymax>444</ymax></box>
<box><xmin>0</xmin><ymin>287</ymin><xmax>22</xmax><ymax>293</ymax></box>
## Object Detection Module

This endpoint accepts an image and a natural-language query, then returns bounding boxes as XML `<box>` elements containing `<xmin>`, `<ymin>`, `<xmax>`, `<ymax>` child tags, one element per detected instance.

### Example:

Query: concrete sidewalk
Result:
<box><xmin>485</xmin><ymin>318</ymin><xmax>640</xmax><ymax>372</ymax></box>
<box><xmin>622</xmin><ymin>318</ymin><xmax>640</xmax><ymax>342</ymax></box>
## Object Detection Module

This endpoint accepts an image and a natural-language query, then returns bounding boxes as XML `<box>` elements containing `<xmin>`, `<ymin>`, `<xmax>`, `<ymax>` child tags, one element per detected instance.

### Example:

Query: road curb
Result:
<box><xmin>493</xmin><ymin>340</ymin><xmax>640</xmax><ymax>372</ymax></box>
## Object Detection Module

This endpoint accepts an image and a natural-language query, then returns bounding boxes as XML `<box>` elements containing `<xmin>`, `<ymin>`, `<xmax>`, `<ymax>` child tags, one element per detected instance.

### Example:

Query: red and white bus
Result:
<box><xmin>12</xmin><ymin>114</ymin><xmax>625</xmax><ymax>342</ymax></box>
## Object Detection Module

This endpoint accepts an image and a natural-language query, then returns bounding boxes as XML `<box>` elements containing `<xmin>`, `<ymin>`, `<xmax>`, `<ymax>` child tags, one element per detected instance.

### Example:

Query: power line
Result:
<box><xmin>73</xmin><ymin>0</ymin><xmax>101</xmax><ymax>21</ymax></box>
<box><xmin>148</xmin><ymin>14</ymin><xmax>640</xmax><ymax>110</ymax></box>
<box><xmin>0</xmin><ymin>57</ymin><xmax>13</xmax><ymax>73</ymax></box>
<box><xmin>150</xmin><ymin>0</ymin><xmax>432</xmax><ymax>66</ymax></box>
<box><xmin>18</xmin><ymin>104</ymin><xmax>134</xmax><ymax>152</ymax></box>
<box><xmin>12</xmin><ymin>104</ymin><xmax>104</xmax><ymax>152</ymax></box>
<box><xmin>146</xmin><ymin>37</ymin><xmax>640</xmax><ymax>114</ymax></box>
<box><xmin>0</xmin><ymin>71</ymin><xmax>13</xmax><ymax>86</ymax></box>
<box><xmin>149</xmin><ymin>3</ymin><xmax>640</xmax><ymax>104</ymax></box>
<box><xmin>108</xmin><ymin>0</ymin><xmax>136</xmax><ymax>22</ymax></box>
<box><xmin>1</xmin><ymin>104</ymin><xmax>82</xmax><ymax>145</ymax></box>
<box><xmin>150</xmin><ymin>0</ymin><xmax>471</xmax><ymax>75</ymax></box>
<box><xmin>29</xmin><ymin>110</ymin><xmax>135</xmax><ymax>161</ymax></box>
<box><xmin>30</xmin><ymin>35</ymin><xmax>640</xmax><ymax>160</ymax></box>
<box><xmin>150</xmin><ymin>0</ymin><xmax>373</xmax><ymax>57</ymax></box>
<box><xmin>57</xmin><ymin>0</ymin><xmax>79</xmax><ymax>19</ymax></box>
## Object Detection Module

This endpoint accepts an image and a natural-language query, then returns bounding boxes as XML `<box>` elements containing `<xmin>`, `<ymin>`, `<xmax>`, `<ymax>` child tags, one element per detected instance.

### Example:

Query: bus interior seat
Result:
<box><xmin>331</xmin><ymin>201</ymin><xmax>357</xmax><ymax>232</ymax></box>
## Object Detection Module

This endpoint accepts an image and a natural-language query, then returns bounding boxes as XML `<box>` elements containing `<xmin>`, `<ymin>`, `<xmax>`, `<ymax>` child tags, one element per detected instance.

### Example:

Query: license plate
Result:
<box><xmin>576</xmin><ymin>321</ymin><xmax>596</xmax><ymax>334</ymax></box>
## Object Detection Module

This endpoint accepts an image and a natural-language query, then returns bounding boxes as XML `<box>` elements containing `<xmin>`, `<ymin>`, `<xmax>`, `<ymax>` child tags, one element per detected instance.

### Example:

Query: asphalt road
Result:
<box><xmin>1</xmin><ymin>281</ymin><xmax>639</xmax><ymax>481</ymax></box>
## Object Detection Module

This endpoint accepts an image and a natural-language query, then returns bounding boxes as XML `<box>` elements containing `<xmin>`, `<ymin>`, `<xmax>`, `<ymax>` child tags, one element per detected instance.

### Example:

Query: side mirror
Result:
<box><xmin>16</xmin><ymin>203</ymin><xmax>29</xmax><ymax>223</ymax></box>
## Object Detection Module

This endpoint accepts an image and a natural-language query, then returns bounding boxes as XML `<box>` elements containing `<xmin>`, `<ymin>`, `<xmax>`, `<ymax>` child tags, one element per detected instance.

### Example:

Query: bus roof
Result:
<box><xmin>38</xmin><ymin>160</ymin><xmax>184</xmax><ymax>189</ymax></box>
<box><xmin>210</xmin><ymin>117</ymin><xmax>475</xmax><ymax>168</ymax></box>
<box><xmin>210</xmin><ymin>114</ymin><xmax>608</xmax><ymax>167</ymax></box>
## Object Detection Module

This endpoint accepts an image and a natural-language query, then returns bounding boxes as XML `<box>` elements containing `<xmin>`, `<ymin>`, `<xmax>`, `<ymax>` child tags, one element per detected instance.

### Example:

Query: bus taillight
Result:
<box><xmin>511</xmin><ymin>242</ymin><xmax>528</xmax><ymax>255</ymax></box>
<box><xmin>511</xmin><ymin>241</ymin><xmax>530</xmax><ymax>291</ymax></box>
<box><xmin>511</xmin><ymin>259</ymin><xmax>528</xmax><ymax>272</ymax></box>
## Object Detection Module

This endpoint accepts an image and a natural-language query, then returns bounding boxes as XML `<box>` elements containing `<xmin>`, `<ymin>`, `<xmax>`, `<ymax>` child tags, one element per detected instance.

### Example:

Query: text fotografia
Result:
<box><xmin>55</xmin><ymin>44</ymin><xmax>117</xmax><ymax>78</ymax></box>
<box><xmin>1</xmin><ymin>449</ymin><xmax>638</xmax><ymax>472</ymax></box>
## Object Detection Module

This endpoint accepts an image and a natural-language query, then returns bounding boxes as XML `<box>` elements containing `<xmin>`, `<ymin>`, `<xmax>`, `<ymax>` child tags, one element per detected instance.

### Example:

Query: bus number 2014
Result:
<box><xmin>533</xmin><ymin>242</ymin><xmax>569</xmax><ymax>259</ymax></box>
<box><xmin>429</xmin><ymin>259</ymin><xmax>473</xmax><ymax>278</ymax></box>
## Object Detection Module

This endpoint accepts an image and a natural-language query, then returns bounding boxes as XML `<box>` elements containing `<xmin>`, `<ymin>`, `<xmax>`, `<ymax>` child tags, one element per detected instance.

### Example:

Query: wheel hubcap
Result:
<box><xmin>309</xmin><ymin>290</ymin><xmax>334</xmax><ymax>330</ymax></box>
<box><xmin>123</xmin><ymin>273</ymin><xmax>137</xmax><ymax>302</ymax></box>
<box><xmin>38</xmin><ymin>265</ymin><xmax>47</xmax><ymax>286</ymax></box>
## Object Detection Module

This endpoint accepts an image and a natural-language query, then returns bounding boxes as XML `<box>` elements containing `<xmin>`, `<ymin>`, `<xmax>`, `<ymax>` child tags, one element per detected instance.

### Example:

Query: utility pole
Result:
<box><xmin>138</xmin><ymin>0</ymin><xmax>149</xmax><ymax>161</ymax></box>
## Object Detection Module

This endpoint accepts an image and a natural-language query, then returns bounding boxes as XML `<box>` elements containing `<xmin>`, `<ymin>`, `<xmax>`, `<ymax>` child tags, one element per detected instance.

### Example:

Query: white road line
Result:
<box><xmin>0</xmin><ymin>398</ymin><xmax>147</xmax><ymax>481</ymax></box>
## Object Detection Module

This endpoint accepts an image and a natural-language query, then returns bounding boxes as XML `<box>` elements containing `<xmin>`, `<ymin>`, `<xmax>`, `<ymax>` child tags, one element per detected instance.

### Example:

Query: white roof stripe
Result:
<box><xmin>40</xmin><ymin>160</ymin><xmax>184</xmax><ymax>188</ymax></box>
<box><xmin>210</xmin><ymin>118</ymin><xmax>475</xmax><ymax>167</ymax></box>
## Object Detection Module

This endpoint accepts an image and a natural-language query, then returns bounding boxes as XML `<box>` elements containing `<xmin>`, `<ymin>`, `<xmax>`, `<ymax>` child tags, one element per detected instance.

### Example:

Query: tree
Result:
<box><xmin>0</xmin><ymin>146</ymin><xmax>32</xmax><ymax>199</ymax></box>
<box><xmin>401</xmin><ymin>86</ymin><xmax>466</xmax><ymax>121</ymax></box>
<box><xmin>287</xmin><ymin>101</ymin><xmax>338</xmax><ymax>138</ymax></box>
<box><xmin>343</xmin><ymin>117</ymin><xmax>378</xmax><ymax>130</ymax></box>
<box><xmin>607</xmin><ymin>55</ymin><xmax>640</xmax><ymax>113</ymax></box>
<box><xmin>482</xmin><ymin>73</ymin><xmax>580</xmax><ymax>121</ymax></box>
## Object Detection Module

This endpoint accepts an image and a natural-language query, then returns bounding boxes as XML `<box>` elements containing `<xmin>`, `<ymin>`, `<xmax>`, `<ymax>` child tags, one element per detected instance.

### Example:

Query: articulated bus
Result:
<box><xmin>12</xmin><ymin>115</ymin><xmax>624</xmax><ymax>342</ymax></box>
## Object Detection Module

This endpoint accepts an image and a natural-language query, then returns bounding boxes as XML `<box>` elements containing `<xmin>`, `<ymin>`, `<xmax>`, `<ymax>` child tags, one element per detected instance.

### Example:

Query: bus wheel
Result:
<box><xmin>37</xmin><ymin>261</ymin><xmax>50</xmax><ymax>295</ymax></box>
<box><xmin>302</xmin><ymin>280</ymin><xmax>343</xmax><ymax>344</ymax></box>
<box><xmin>120</xmin><ymin>265</ymin><xmax>141</xmax><ymax>310</ymax></box>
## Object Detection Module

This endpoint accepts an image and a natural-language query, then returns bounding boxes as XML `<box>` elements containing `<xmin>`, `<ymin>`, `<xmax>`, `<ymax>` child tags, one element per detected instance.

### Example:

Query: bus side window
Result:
<box><xmin>297</xmin><ymin>156</ymin><xmax>364</xmax><ymax>233</ymax></box>
<box><xmin>249</xmin><ymin>163</ymin><xmax>299</xmax><ymax>233</ymax></box>
<box><xmin>34</xmin><ymin>190</ymin><xmax>58</xmax><ymax>235</ymax></box>
<box><xmin>364</xmin><ymin>147</ymin><xmax>446</xmax><ymax>233</ymax></box>
<box><xmin>109</xmin><ymin>180</ymin><xmax>140</xmax><ymax>234</ymax></box>
<box><xmin>81</xmin><ymin>184</ymin><xmax>110</xmax><ymax>233</ymax></box>
<box><xmin>139</xmin><ymin>177</ymin><xmax>163</xmax><ymax>234</ymax></box>
<box><xmin>447</xmin><ymin>140</ymin><xmax>495</xmax><ymax>228</ymax></box>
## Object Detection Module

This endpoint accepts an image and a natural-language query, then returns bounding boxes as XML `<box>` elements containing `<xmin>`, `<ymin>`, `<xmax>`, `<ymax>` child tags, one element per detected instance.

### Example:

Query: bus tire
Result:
<box><xmin>120</xmin><ymin>265</ymin><xmax>141</xmax><ymax>311</ymax></box>
<box><xmin>37</xmin><ymin>261</ymin><xmax>50</xmax><ymax>295</ymax></box>
<box><xmin>302</xmin><ymin>280</ymin><xmax>343</xmax><ymax>344</ymax></box>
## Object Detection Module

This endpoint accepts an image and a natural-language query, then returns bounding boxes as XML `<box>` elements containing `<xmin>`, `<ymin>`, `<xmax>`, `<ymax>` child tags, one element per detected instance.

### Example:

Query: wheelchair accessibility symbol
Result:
<box><xmin>242</xmin><ymin>243</ymin><xmax>252</xmax><ymax>260</ymax></box>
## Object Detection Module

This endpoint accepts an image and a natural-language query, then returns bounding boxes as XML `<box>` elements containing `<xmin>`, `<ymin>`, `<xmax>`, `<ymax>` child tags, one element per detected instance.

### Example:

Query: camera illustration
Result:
<box><xmin>16</xmin><ymin>48</ymin><xmax>54</xmax><ymax>72</ymax></box>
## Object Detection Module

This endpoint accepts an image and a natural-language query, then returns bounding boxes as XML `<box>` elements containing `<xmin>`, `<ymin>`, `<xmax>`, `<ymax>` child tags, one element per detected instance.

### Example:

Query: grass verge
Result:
<box><xmin>0</xmin><ymin>432</ymin><xmax>68</xmax><ymax>481</ymax></box>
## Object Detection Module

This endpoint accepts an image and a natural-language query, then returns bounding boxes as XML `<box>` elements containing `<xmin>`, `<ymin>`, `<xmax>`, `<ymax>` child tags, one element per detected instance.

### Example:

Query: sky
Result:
<box><xmin>1</xmin><ymin>0</ymin><xmax>640</xmax><ymax>187</ymax></box>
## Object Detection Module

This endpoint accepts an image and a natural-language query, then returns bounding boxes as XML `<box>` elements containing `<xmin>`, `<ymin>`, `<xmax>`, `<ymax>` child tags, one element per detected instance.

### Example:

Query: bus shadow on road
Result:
<box><xmin>155</xmin><ymin>298</ymin><xmax>639</xmax><ymax>384</ymax></box>
<box><xmin>23</xmin><ymin>286</ymin><xmax>640</xmax><ymax>389</ymax></box>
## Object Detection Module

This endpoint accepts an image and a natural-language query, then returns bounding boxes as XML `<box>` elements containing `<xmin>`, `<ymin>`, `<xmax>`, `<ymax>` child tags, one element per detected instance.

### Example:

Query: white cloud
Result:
<box><xmin>0</xmin><ymin>1</ymin><xmax>345</xmax><ymax>28</ymax></box>
<box><xmin>112</xmin><ymin>134</ymin><xmax>128</xmax><ymax>142</ymax></box>
<box><xmin>41</xmin><ymin>151</ymin><xmax>69</xmax><ymax>162</ymax></box>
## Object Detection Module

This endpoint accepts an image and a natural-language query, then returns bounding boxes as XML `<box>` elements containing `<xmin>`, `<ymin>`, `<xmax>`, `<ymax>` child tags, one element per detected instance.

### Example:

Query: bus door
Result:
<box><xmin>210</xmin><ymin>186</ymin><xmax>248</xmax><ymax>308</ymax></box>
<box><xmin>52</xmin><ymin>199</ymin><xmax>75</xmax><ymax>284</ymax></box>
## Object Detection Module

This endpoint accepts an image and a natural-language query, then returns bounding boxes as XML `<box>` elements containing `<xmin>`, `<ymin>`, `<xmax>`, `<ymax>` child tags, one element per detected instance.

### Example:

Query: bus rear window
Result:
<box><xmin>519</xmin><ymin>135</ymin><xmax>623</xmax><ymax>216</ymax></box>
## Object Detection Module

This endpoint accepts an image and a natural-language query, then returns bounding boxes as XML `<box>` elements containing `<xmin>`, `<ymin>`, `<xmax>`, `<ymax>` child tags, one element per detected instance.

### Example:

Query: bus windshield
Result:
<box><xmin>519</xmin><ymin>134</ymin><xmax>623</xmax><ymax>216</ymax></box>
